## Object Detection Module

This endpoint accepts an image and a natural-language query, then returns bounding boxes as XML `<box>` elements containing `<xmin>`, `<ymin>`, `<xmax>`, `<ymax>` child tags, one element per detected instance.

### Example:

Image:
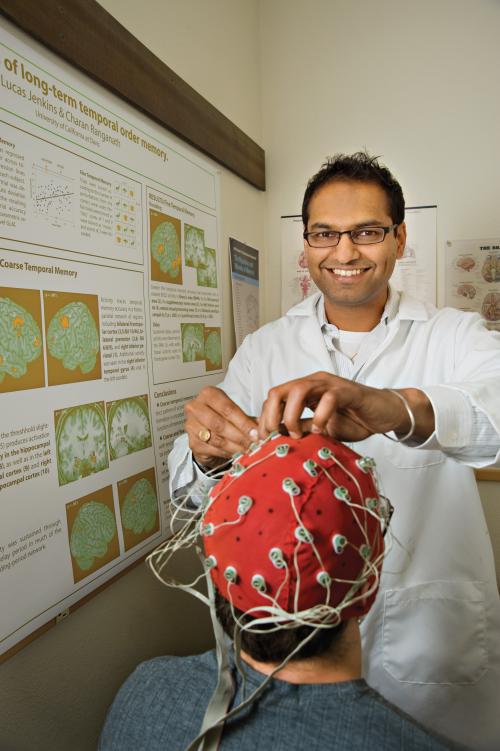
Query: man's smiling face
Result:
<box><xmin>304</xmin><ymin>179</ymin><xmax>406</xmax><ymax>328</ymax></box>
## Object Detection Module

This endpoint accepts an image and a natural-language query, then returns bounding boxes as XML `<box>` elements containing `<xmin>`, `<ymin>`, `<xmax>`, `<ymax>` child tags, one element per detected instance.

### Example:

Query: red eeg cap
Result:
<box><xmin>202</xmin><ymin>433</ymin><xmax>385</xmax><ymax>622</ymax></box>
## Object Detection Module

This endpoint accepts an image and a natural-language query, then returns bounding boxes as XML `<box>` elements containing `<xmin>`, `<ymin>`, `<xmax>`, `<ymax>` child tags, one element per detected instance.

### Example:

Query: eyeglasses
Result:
<box><xmin>303</xmin><ymin>224</ymin><xmax>398</xmax><ymax>248</ymax></box>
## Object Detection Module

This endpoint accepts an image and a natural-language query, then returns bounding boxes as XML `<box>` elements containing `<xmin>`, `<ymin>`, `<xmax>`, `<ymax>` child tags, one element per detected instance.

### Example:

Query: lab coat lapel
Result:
<box><xmin>286</xmin><ymin>294</ymin><xmax>336</xmax><ymax>374</ymax></box>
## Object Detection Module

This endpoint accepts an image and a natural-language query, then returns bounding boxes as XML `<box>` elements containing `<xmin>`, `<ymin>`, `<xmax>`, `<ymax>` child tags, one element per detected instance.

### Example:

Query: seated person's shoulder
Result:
<box><xmin>99</xmin><ymin>651</ymin><xmax>217</xmax><ymax>751</ymax></box>
<box><xmin>125</xmin><ymin>651</ymin><xmax>215</xmax><ymax>690</ymax></box>
<box><xmin>360</xmin><ymin>684</ymin><xmax>465</xmax><ymax>750</ymax></box>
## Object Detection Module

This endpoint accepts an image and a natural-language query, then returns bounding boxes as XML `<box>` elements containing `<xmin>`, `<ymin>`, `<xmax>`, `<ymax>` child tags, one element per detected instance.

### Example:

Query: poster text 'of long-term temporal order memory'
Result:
<box><xmin>0</xmin><ymin>17</ymin><xmax>222</xmax><ymax>656</ymax></box>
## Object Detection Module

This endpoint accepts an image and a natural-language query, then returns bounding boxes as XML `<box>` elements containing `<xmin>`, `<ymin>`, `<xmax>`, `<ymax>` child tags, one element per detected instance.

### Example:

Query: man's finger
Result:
<box><xmin>309</xmin><ymin>390</ymin><xmax>341</xmax><ymax>434</ymax></box>
<box><xmin>188</xmin><ymin>387</ymin><xmax>258</xmax><ymax>441</ymax></box>
<box><xmin>281</xmin><ymin>381</ymin><xmax>329</xmax><ymax>437</ymax></box>
<box><xmin>258</xmin><ymin>391</ymin><xmax>285</xmax><ymax>437</ymax></box>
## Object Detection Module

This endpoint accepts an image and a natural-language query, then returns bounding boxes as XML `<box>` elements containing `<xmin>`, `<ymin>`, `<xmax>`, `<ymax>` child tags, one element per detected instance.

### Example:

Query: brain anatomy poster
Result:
<box><xmin>0</xmin><ymin>17</ymin><xmax>222</xmax><ymax>656</ymax></box>
<box><xmin>445</xmin><ymin>237</ymin><xmax>500</xmax><ymax>332</ymax></box>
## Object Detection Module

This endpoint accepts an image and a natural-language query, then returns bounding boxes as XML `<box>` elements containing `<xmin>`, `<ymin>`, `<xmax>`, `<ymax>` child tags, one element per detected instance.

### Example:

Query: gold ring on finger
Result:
<box><xmin>198</xmin><ymin>428</ymin><xmax>211</xmax><ymax>443</ymax></box>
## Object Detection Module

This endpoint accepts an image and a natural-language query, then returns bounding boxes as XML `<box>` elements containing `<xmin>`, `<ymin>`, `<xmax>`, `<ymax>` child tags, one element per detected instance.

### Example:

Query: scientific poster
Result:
<box><xmin>390</xmin><ymin>206</ymin><xmax>437</xmax><ymax>304</ymax></box>
<box><xmin>229</xmin><ymin>238</ymin><xmax>260</xmax><ymax>346</ymax></box>
<box><xmin>445</xmin><ymin>237</ymin><xmax>500</xmax><ymax>331</ymax></box>
<box><xmin>280</xmin><ymin>206</ymin><xmax>437</xmax><ymax>314</ymax></box>
<box><xmin>0</xmin><ymin>18</ymin><xmax>222</xmax><ymax>656</ymax></box>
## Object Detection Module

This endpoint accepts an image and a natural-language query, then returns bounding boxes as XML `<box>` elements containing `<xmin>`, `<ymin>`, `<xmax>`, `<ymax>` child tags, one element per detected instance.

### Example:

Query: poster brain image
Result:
<box><xmin>55</xmin><ymin>402</ymin><xmax>109</xmax><ymax>486</ymax></box>
<box><xmin>117</xmin><ymin>468</ymin><xmax>159</xmax><ymax>551</ymax></box>
<box><xmin>47</xmin><ymin>300</ymin><xmax>99</xmax><ymax>374</ymax></box>
<box><xmin>43</xmin><ymin>291</ymin><xmax>101</xmax><ymax>386</ymax></box>
<box><xmin>184</xmin><ymin>224</ymin><xmax>206</xmax><ymax>268</ymax></box>
<box><xmin>149</xmin><ymin>209</ymin><xmax>182</xmax><ymax>284</ymax></box>
<box><xmin>0</xmin><ymin>287</ymin><xmax>45</xmax><ymax>393</ymax></box>
<box><xmin>66</xmin><ymin>486</ymin><xmax>120</xmax><ymax>583</ymax></box>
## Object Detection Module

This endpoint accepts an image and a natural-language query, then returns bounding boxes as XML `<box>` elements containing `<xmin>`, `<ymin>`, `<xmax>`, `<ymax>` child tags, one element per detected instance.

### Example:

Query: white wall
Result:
<box><xmin>258</xmin><ymin>0</ymin><xmax>500</xmax><ymax>578</ymax></box>
<box><xmin>259</xmin><ymin>0</ymin><xmax>500</xmax><ymax>319</ymax></box>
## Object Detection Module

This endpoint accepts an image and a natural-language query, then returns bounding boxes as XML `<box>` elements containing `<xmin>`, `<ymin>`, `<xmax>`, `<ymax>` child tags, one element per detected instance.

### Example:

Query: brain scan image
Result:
<box><xmin>121</xmin><ymin>477</ymin><xmax>158</xmax><ymax>536</ymax></box>
<box><xmin>482</xmin><ymin>292</ymin><xmax>500</xmax><ymax>322</ymax></box>
<box><xmin>0</xmin><ymin>297</ymin><xmax>42</xmax><ymax>384</ymax></box>
<box><xmin>457</xmin><ymin>283</ymin><xmax>477</xmax><ymax>300</ymax></box>
<box><xmin>151</xmin><ymin>220</ymin><xmax>182</xmax><ymax>282</ymax></box>
<box><xmin>205</xmin><ymin>329</ymin><xmax>222</xmax><ymax>369</ymax></box>
<box><xmin>69</xmin><ymin>500</ymin><xmax>117</xmax><ymax>571</ymax></box>
<box><xmin>197</xmin><ymin>247</ymin><xmax>218</xmax><ymax>288</ymax></box>
<box><xmin>108</xmin><ymin>396</ymin><xmax>152</xmax><ymax>460</ymax></box>
<box><xmin>181</xmin><ymin>323</ymin><xmax>205</xmax><ymax>362</ymax></box>
<box><xmin>56</xmin><ymin>403</ymin><xmax>109</xmax><ymax>486</ymax></box>
<box><xmin>184</xmin><ymin>224</ymin><xmax>206</xmax><ymax>268</ymax></box>
<box><xmin>456</xmin><ymin>256</ymin><xmax>476</xmax><ymax>272</ymax></box>
<box><xmin>481</xmin><ymin>254</ymin><xmax>500</xmax><ymax>283</ymax></box>
<box><xmin>47</xmin><ymin>301</ymin><xmax>100</xmax><ymax>375</ymax></box>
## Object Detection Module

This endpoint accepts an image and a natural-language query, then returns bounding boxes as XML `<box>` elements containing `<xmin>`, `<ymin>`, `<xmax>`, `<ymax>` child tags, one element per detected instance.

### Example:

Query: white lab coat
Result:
<box><xmin>169</xmin><ymin>291</ymin><xmax>500</xmax><ymax>750</ymax></box>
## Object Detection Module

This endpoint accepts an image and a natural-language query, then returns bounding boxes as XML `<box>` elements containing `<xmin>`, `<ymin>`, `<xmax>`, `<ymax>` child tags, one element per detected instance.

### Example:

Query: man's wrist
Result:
<box><xmin>396</xmin><ymin>388</ymin><xmax>435</xmax><ymax>441</ymax></box>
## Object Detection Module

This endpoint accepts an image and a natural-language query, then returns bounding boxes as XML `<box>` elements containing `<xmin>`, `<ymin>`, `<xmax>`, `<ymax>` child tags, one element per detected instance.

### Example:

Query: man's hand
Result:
<box><xmin>258</xmin><ymin>372</ymin><xmax>435</xmax><ymax>442</ymax></box>
<box><xmin>185</xmin><ymin>386</ymin><xmax>259</xmax><ymax>469</ymax></box>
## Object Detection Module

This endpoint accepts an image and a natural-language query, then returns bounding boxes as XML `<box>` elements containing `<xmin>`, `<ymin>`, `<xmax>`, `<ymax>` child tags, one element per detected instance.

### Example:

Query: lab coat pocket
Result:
<box><xmin>383</xmin><ymin>441</ymin><xmax>445</xmax><ymax>468</ymax></box>
<box><xmin>383</xmin><ymin>580</ymin><xmax>487</xmax><ymax>685</ymax></box>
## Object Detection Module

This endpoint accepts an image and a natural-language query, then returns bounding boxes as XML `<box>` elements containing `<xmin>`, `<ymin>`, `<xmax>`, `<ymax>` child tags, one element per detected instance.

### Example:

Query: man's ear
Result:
<box><xmin>396</xmin><ymin>221</ymin><xmax>407</xmax><ymax>259</ymax></box>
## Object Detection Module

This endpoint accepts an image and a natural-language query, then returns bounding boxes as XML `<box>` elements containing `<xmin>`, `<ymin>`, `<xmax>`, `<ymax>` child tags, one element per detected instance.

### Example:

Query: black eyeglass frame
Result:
<box><xmin>303</xmin><ymin>224</ymin><xmax>399</xmax><ymax>248</ymax></box>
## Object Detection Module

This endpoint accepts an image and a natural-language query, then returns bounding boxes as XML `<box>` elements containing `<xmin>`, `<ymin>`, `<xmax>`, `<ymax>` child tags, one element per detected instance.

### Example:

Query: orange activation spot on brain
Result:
<box><xmin>60</xmin><ymin>315</ymin><xmax>70</xmax><ymax>329</ymax></box>
<box><xmin>33</xmin><ymin>337</ymin><xmax>40</xmax><ymax>348</ymax></box>
<box><xmin>172</xmin><ymin>257</ymin><xmax>180</xmax><ymax>268</ymax></box>
<box><xmin>12</xmin><ymin>315</ymin><xmax>24</xmax><ymax>329</ymax></box>
<box><xmin>157</xmin><ymin>244</ymin><xmax>164</xmax><ymax>255</ymax></box>
<box><xmin>0</xmin><ymin>355</ymin><xmax>3</xmax><ymax>365</ymax></box>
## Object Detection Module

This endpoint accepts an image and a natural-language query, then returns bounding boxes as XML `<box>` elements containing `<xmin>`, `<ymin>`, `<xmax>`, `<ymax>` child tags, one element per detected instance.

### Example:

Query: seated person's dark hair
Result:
<box><xmin>215</xmin><ymin>589</ymin><xmax>347</xmax><ymax>664</ymax></box>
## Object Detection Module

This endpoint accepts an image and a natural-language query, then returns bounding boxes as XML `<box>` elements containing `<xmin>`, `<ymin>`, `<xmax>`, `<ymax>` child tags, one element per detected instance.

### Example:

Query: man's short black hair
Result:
<box><xmin>215</xmin><ymin>590</ymin><xmax>347</xmax><ymax>664</ymax></box>
<box><xmin>301</xmin><ymin>151</ymin><xmax>405</xmax><ymax>228</ymax></box>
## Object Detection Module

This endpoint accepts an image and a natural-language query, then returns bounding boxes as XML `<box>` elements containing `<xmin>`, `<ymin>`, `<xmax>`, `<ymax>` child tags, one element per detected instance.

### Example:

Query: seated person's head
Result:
<box><xmin>148</xmin><ymin>432</ymin><xmax>391</xmax><ymax>748</ymax></box>
<box><xmin>215</xmin><ymin>589</ymin><xmax>346</xmax><ymax>664</ymax></box>
<box><xmin>201</xmin><ymin>432</ymin><xmax>390</xmax><ymax>664</ymax></box>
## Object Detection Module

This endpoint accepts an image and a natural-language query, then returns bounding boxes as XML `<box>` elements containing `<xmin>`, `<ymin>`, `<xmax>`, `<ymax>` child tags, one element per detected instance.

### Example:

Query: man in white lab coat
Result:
<box><xmin>169</xmin><ymin>153</ymin><xmax>500</xmax><ymax>749</ymax></box>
